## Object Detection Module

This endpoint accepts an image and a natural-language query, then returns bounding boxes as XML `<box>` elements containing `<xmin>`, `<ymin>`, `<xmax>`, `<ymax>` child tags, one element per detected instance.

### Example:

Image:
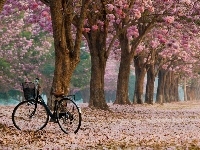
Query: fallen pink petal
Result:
<box><xmin>1</xmin><ymin>101</ymin><xmax>200</xmax><ymax>149</ymax></box>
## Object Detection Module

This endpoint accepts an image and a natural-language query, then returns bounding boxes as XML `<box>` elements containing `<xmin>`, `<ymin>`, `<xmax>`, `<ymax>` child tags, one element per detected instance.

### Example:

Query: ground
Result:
<box><xmin>1</xmin><ymin>101</ymin><xmax>200</xmax><ymax>149</ymax></box>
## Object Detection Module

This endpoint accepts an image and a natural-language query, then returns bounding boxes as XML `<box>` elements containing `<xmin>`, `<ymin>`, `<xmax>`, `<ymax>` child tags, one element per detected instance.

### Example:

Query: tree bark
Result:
<box><xmin>187</xmin><ymin>79</ymin><xmax>200</xmax><ymax>101</ymax></box>
<box><xmin>145</xmin><ymin>64</ymin><xmax>155</xmax><ymax>104</ymax></box>
<box><xmin>164</xmin><ymin>71</ymin><xmax>179</xmax><ymax>102</ymax></box>
<box><xmin>84</xmin><ymin>30</ymin><xmax>108</xmax><ymax>110</ymax></box>
<box><xmin>170</xmin><ymin>74</ymin><xmax>179</xmax><ymax>102</ymax></box>
<box><xmin>47</xmin><ymin>0</ymin><xmax>88</xmax><ymax>109</ymax></box>
<box><xmin>157</xmin><ymin>71</ymin><xmax>179</xmax><ymax>103</ymax></box>
<box><xmin>0</xmin><ymin>0</ymin><xmax>6</xmax><ymax>13</ymax></box>
<box><xmin>183</xmin><ymin>77</ymin><xmax>187</xmax><ymax>101</ymax></box>
<box><xmin>156</xmin><ymin>69</ymin><xmax>166</xmax><ymax>104</ymax></box>
<box><xmin>164</xmin><ymin>71</ymin><xmax>171</xmax><ymax>103</ymax></box>
<box><xmin>133</xmin><ymin>55</ymin><xmax>146</xmax><ymax>104</ymax></box>
<box><xmin>83</xmin><ymin>0</ymin><xmax>109</xmax><ymax>110</ymax></box>
<box><xmin>114</xmin><ymin>31</ymin><xmax>131</xmax><ymax>105</ymax></box>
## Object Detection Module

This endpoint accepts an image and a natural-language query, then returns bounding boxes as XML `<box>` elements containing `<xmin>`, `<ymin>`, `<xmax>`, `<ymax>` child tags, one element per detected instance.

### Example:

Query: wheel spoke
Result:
<box><xmin>12</xmin><ymin>100</ymin><xmax>49</xmax><ymax>131</ymax></box>
<box><xmin>57</xmin><ymin>99</ymin><xmax>81</xmax><ymax>134</ymax></box>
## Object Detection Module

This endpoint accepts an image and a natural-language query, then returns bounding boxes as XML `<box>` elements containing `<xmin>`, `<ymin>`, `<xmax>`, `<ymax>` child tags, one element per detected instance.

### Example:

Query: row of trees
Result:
<box><xmin>0</xmin><ymin>8</ymin><xmax>120</xmax><ymax>103</ymax></box>
<box><xmin>1</xmin><ymin>0</ymin><xmax>200</xmax><ymax>110</ymax></box>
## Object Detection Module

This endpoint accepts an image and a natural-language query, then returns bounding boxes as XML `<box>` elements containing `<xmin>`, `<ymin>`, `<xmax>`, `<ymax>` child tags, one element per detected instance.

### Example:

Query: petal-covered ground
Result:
<box><xmin>1</xmin><ymin>101</ymin><xmax>200</xmax><ymax>149</ymax></box>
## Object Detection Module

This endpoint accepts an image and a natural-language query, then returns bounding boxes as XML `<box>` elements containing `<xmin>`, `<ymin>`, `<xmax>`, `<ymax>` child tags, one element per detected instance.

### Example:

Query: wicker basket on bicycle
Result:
<box><xmin>22</xmin><ymin>82</ymin><xmax>36</xmax><ymax>100</ymax></box>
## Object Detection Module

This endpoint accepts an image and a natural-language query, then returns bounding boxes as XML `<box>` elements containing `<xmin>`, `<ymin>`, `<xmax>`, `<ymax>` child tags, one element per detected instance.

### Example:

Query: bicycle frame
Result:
<box><xmin>13</xmin><ymin>78</ymin><xmax>81</xmax><ymax>134</ymax></box>
<box><xmin>36</xmin><ymin>95</ymin><xmax>58</xmax><ymax>119</ymax></box>
<box><xmin>31</xmin><ymin>78</ymin><xmax>58</xmax><ymax>120</ymax></box>
<box><xmin>32</xmin><ymin>78</ymin><xmax>77</xmax><ymax>120</ymax></box>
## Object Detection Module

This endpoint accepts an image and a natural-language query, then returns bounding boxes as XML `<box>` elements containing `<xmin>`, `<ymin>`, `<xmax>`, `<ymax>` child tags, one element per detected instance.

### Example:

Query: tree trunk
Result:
<box><xmin>194</xmin><ymin>81</ymin><xmax>200</xmax><ymax>100</ymax></box>
<box><xmin>47</xmin><ymin>0</ymin><xmax>88</xmax><ymax>109</ymax></box>
<box><xmin>115</xmin><ymin>57</ymin><xmax>131</xmax><ymax>104</ymax></box>
<box><xmin>83</xmin><ymin>1</ymin><xmax>110</xmax><ymax>110</ymax></box>
<box><xmin>156</xmin><ymin>70</ymin><xmax>179</xmax><ymax>103</ymax></box>
<box><xmin>114</xmin><ymin>31</ymin><xmax>131</xmax><ymax>105</ymax></box>
<box><xmin>175</xmin><ymin>76</ymin><xmax>179</xmax><ymax>101</ymax></box>
<box><xmin>0</xmin><ymin>0</ymin><xmax>6</xmax><ymax>13</ymax></box>
<box><xmin>187</xmin><ymin>86</ymin><xmax>196</xmax><ymax>101</ymax></box>
<box><xmin>133</xmin><ymin>55</ymin><xmax>146</xmax><ymax>104</ymax></box>
<box><xmin>163</xmin><ymin>71</ymin><xmax>180</xmax><ymax>103</ymax></box>
<box><xmin>186</xmin><ymin>79</ymin><xmax>199</xmax><ymax>101</ymax></box>
<box><xmin>156</xmin><ymin>69</ymin><xmax>166</xmax><ymax>104</ymax></box>
<box><xmin>85</xmin><ymin>31</ymin><xmax>108</xmax><ymax>110</ymax></box>
<box><xmin>89</xmin><ymin>59</ymin><xmax>108</xmax><ymax>109</ymax></box>
<box><xmin>183</xmin><ymin>77</ymin><xmax>187</xmax><ymax>101</ymax></box>
<box><xmin>164</xmin><ymin>71</ymin><xmax>171</xmax><ymax>103</ymax></box>
<box><xmin>145</xmin><ymin>64</ymin><xmax>155</xmax><ymax>104</ymax></box>
<box><xmin>170</xmin><ymin>74</ymin><xmax>179</xmax><ymax>102</ymax></box>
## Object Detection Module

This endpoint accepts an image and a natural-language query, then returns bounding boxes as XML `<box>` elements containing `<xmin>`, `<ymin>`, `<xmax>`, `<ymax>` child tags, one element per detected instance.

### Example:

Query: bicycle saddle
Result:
<box><xmin>52</xmin><ymin>92</ymin><xmax>65</xmax><ymax>98</ymax></box>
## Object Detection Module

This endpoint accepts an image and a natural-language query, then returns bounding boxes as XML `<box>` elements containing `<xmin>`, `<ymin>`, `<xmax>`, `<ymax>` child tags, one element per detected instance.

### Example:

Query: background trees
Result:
<box><xmin>0</xmin><ymin>6</ymin><xmax>53</xmax><ymax>100</ymax></box>
<box><xmin>1</xmin><ymin>0</ymin><xmax>200</xmax><ymax>109</ymax></box>
<box><xmin>1</xmin><ymin>0</ymin><xmax>90</xmax><ymax>108</ymax></box>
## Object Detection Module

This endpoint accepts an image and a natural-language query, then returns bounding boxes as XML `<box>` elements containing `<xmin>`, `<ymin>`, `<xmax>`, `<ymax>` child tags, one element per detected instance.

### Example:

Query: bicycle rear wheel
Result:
<box><xmin>56</xmin><ymin>98</ymin><xmax>81</xmax><ymax>134</ymax></box>
<box><xmin>12</xmin><ymin>100</ymin><xmax>49</xmax><ymax>131</ymax></box>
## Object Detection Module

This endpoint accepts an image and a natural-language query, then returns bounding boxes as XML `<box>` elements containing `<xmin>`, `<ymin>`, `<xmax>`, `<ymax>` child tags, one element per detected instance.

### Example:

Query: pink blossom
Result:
<box><xmin>115</xmin><ymin>19</ymin><xmax>121</xmax><ymax>24</ymax></box>
<box><xmin>114</xmin><ymin>8</ymin><xmax>123</xmax><ymax>16</ymax></box>
<box><xmin>134</xmin><ymin>10</ymin><xmax>141</xmax><ymax>19</ymax></box>
<box><xmin>92</xmin><ymin>25</ymin><xmax>98</xmax><ymax>31</ymax></box>
<box><xmin>163</xmin><ymin>16</ymin><xmax>175</xmax><ymax>24</ymax></box>
<box><xmin>127</xmin><ymin>25</ymin><xmax>139</xmax><ymax>38</ymax></box>
<box><xmin>97</xmin><ymin>20</ymin><xmax>104</xmax><ymax>26</ymax></box>
<box><xmin>180</xmin><ymin>0</ymin><xmax>191</xmax><ymax>5</ymax></box>
<box><xmin>107</xmin><ymin>14</ymin><xmax>115</xmax><ymax>21</ymax></box>
<box><xmin>106</xmin><ymin>4</ymin><xmax>114</xmax><ymax>11</ymax></box>
<box><xmin>151</xmin><ymin>40</ymin><xmax>159</xmax><ymax>49</ymax></box>
<box><xmin>83</xmin><ymin>28</ymin><xmax>91</xmax><ymax>32</ymax></box>
<box><xmin>41</xmin><ymin>11</ymin><xmax>49</xmax><ymax>17</ymax></box>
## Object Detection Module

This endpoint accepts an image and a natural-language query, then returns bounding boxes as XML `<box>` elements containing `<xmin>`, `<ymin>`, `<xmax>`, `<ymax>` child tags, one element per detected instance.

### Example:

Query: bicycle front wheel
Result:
<box><xmin>56</xmin><ymin>98</ymin><xmax>81</xmax><ymax>134</ymax></box>
<box><xmin>12</xmin><ymin>100</ymin><xmax>49</xmax><ymax>131</ymax></box>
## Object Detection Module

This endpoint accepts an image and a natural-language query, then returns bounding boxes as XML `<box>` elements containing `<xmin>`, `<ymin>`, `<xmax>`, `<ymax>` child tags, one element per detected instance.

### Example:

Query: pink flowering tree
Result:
<box><xmin>0</xmin><ymin>7</ymin><xmax>53</xmax><ymax>100</ymax></box>
<box><xmin>156</xmin><ymin>35</ymin><xmax>200</xmax><ymax>103</ymax></box>
<box><xmin>1</xmin><ymin>0</ymin><xmax>90</xmax><ymax>108</ymax></box>
<box><xmin>104</xmin><ymin>0</ymin><xmax>155</xmax><ymax>104</ymax></box>
<box><xmin>82</xmin><ymin>0</ymin><xmax>122</xmax><ymax>110</ymax></box>
<box><xmin>132</xmin><ymin>9</ymin><xmax>200</xmax><ymax>104</ymax></box>
<box><xmin>107</xmin><ymin>0</ymin><xmax>200</xmax><ymax>104</ymax></box>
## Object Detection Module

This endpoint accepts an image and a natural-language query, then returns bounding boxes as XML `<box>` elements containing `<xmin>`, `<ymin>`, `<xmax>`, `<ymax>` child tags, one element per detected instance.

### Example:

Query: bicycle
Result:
<box><xmin>12</xmin><ymin>78</ymin><xmax>82</xmax><ymax>134</ymax></box>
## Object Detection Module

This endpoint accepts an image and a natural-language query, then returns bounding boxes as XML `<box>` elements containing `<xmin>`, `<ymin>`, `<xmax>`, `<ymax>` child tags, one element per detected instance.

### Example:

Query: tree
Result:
<box><xmin>0</xmin><ymin>0</ymin><xmax>6</xmax><ymax>13</ymax></box>
<box><xmin>44</xmin><ymin>0</ymin><xmax>89</xmax><ymax>98</ymax></box>
<box><xmin>0</xmin><ymin>7</ymin><xmax>53</xmax><ymax>101</ymax></box>
<box><xmin>82</xmin><ymin>0</ymin><xmax>120</xmax><ymax>110</ymax></box>
<box><xmin>110</xmin><ymin>0</ymin><xmax>200</xmax><ymax>105</ymax></box>
<box><xmin>105</xmin><ymin>1</ymin><xmax>155</xmax><ymax>104</ymax></box>
<box><xmin>1</xmin><ymin>0</ymin><xmax>90</xmax><ymax>108</ymax></box>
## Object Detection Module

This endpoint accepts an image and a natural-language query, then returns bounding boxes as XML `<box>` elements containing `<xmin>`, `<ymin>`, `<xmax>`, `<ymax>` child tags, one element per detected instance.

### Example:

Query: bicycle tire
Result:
<box><xmin>56</xmin><ymin>98</ymin><xmax>81</xmax><ymax>134</ymax></box>
<box><xmin>12</xmin><ymin>100</ymin><xmax>49</xmax><ymax>131</ymax></box>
